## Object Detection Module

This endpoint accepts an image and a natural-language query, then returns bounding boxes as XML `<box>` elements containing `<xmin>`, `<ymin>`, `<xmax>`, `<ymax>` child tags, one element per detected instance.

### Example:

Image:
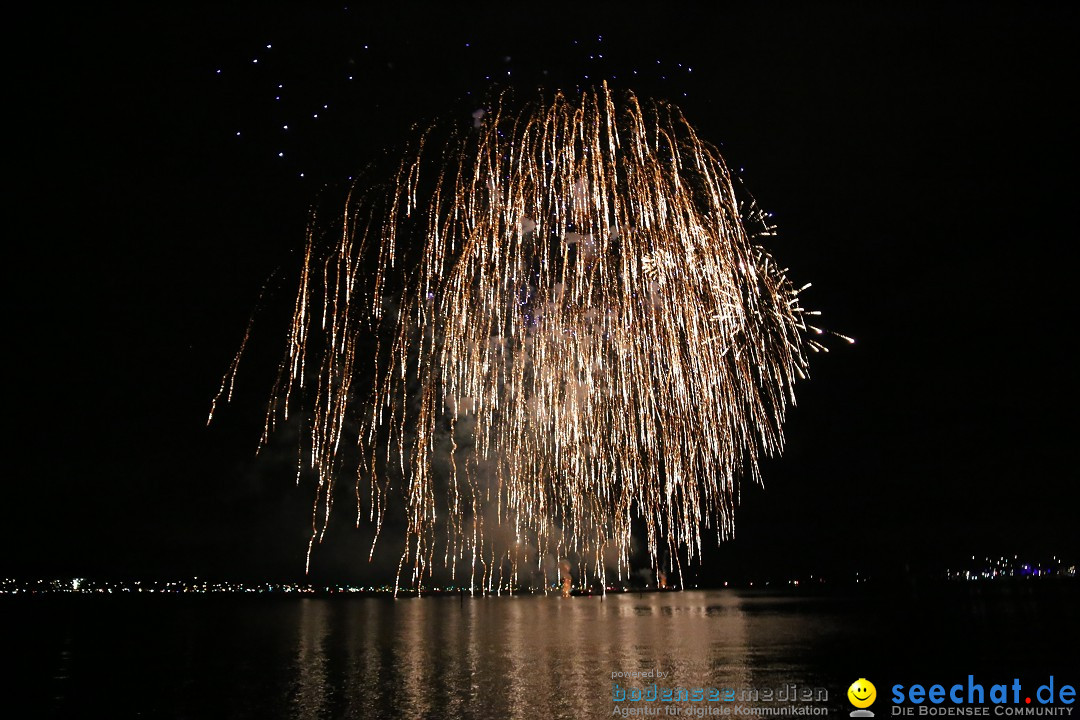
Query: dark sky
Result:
<box><xmin>9</xmin><ymin>4</ymin><xmax>1077</xmax><ymax>583</ymax></box>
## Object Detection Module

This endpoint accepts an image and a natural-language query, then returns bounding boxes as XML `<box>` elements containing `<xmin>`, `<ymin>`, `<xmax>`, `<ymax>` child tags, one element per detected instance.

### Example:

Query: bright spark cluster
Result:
<box><xmin>213</xmin><ymin>85</ymin><xmax>842</xmax><ymax>594</ymax></box>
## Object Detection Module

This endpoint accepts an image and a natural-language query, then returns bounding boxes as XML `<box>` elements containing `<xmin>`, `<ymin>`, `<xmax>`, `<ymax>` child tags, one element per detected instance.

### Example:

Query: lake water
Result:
<box><xmin>7</xmin><ymin>586</ymin><xmax>1077</xmax><ymax>718</ymax></box>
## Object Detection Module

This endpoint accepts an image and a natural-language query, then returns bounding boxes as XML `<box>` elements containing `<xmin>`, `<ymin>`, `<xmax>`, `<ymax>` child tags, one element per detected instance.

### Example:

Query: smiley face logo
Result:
<box><xmin>848</xmin><ymin>679</ymin><xmax>877</xmax><ymax>709</ymax></box>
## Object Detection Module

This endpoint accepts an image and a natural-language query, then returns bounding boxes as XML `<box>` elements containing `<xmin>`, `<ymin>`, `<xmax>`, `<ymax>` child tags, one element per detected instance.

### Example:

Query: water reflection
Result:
<box><xmin>293</xmin><ymin>598</ymin><xmax>330</xmax><ymax>719</ymax></box>
<box><xmin>286</xmin><ymin>590</ymin><xmax>848</xmax><ymax>718</ymax></box>
<box><xmin>20</xmin><ymin>585</ymin><xmax>1073</xmax><ymax>718</ymax></box>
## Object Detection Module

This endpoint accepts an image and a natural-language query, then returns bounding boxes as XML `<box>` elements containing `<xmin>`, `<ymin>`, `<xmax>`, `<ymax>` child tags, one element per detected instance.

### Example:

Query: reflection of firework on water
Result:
<box><xmin>212</xmin><ymin>83</ymin><xmax>848</xmax><ymax>594</ymax></box>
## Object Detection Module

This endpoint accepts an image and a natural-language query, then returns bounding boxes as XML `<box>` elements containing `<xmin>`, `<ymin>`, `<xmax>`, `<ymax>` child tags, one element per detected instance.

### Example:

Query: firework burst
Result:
<box><xmin>212</xmin><ymin>84</ymin><xmax>846</xmax><ymax>594</ymax></box>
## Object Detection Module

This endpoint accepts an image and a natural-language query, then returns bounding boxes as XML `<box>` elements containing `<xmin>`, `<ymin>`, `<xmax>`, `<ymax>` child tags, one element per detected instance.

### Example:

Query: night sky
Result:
<box><xmin>10</xmin><ymin>4</ymin><xmax>1077</xmax><ymax>584</ymax></box>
